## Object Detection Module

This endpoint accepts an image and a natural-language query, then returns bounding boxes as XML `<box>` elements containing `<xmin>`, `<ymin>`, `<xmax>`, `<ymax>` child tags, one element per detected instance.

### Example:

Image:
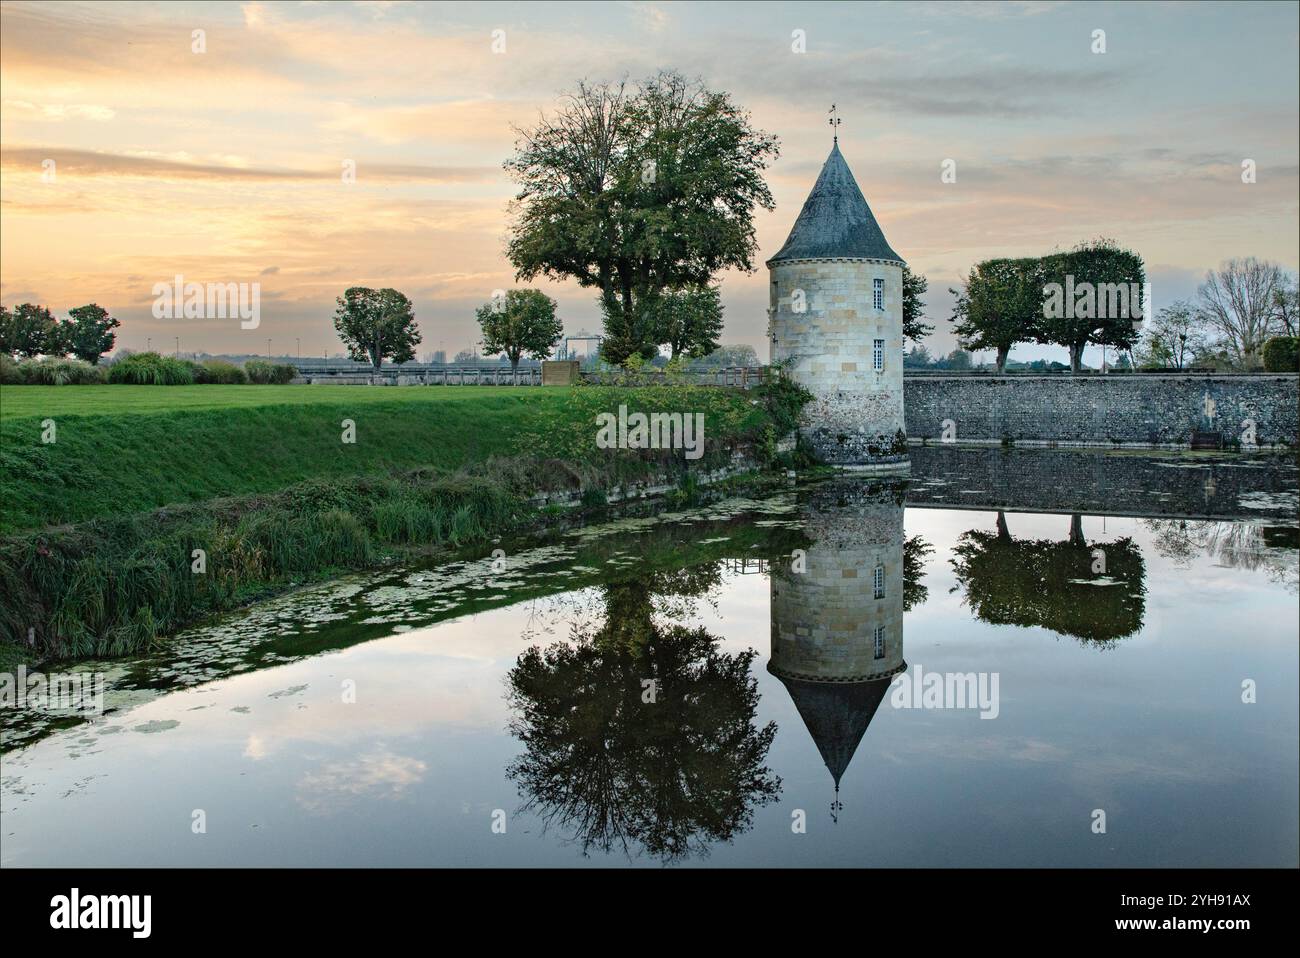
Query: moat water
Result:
<box><xmin>2</xmin><ymin>447</ymin><xmax>1297</xmax><ymax>867</ymax></box>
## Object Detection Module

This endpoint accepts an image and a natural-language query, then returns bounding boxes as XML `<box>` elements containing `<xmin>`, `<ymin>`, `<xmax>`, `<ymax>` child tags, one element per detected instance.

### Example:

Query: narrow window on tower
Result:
<box><xmin>873</xmin><ymin>625</ymin><xmax>886</xmax><ymax>659</ymax></box>
<box><xmin>873</xmin><ymin>338</ymin><xmax>884</xmax><ymax>370</ymax></box>
<box><xmin>873</xmin><ymin>277</ymin><xmax>884</xmax><ymax>310</ymax></box>
<box><xmin>873</xmin><ymin>564</ymin><xmax>885</xmax><ymax>599</ymax></box>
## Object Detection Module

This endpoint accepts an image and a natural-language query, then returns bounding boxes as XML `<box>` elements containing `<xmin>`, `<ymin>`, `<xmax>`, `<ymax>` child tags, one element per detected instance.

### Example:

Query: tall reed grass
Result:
<box><xmin>0</xmin><ymin>458</ymin><xmax>588</xmax><ymax>661</ymax></box>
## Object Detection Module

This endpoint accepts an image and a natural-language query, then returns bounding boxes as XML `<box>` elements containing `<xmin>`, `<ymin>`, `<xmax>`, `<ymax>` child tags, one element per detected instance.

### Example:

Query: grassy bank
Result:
<box><xmin>0</xmin><ymin>383</ymin><xmax>550</xmax><ymax>419</ymax></box>
<box><xmin>0</xmin><ymin>384</ymin><xmax>774</xmax><ymax>533</ymax></box>
<box><xmin>0</xmin><ymin>380</ymin><xmax>809</xmax><ymax>664</ymax></box>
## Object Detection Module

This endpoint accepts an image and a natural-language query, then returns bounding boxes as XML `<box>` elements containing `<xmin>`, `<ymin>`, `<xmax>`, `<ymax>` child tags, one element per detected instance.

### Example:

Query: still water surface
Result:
<box><xmin>3</xmin><ymin>451</ymin><xmax>1297</xmax><ymax>867</ymax></box>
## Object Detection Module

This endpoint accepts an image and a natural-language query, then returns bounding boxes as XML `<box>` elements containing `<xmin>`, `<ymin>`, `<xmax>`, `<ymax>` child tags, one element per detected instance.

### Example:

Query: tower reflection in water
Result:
<box><xmin>504</xmin><ymin>477</ymin><xmax>931</xmax><ymax>859</ymax></box>
<box><xmin>769</xmin><ymin>479</ymin><xmax>910</xmax><ymax>822</ymax></box>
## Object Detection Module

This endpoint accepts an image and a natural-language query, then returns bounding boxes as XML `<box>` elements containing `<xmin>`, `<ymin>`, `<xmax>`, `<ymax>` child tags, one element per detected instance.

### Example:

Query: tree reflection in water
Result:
<box><xmin>1143</xmin><ymin>518</ymin><xmax>1299</xmax><ymax>595</ymax></box>
<box><xmin>505</xmin><ymin>566</ymin><xmax>781</xmax><ymax>863</ymax></box>
<box><xmin>903</xmin><ymin>534</ymin><xmax>934</xmax><ymax>611</ymax></box>
<box><xmin>950</xmin><ymin>511</ymin><xmax>1147</xmax><ymax>646</ymax></box>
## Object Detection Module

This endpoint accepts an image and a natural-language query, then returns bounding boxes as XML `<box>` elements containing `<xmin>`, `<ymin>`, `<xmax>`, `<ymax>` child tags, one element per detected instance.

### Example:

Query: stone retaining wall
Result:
<box><xmin>903</xmin><ymin>374</ymin><xmax>1298</xmax><ymax>447</ymax></box>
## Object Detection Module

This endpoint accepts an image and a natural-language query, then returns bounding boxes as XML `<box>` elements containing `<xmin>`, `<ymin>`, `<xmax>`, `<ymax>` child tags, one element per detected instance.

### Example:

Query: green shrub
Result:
<box><xmin>754</xmin><ymin>370</ymin><xmax>812</xmax><ymax>438</ymax></box>
<box><xmin>1262</xmin><ymin>336</ymin><xmax>1299</xmax><ymax>372</ymax></box>
<box><xmin>107</xmin><ymin>351</ymin><xmax>195</xmax><ymax>385</ymax></box>
<box><xmin>19</xmin><ymin>357</ymin><xmax>106</xmax><ymax>385</ymax></box>
<box><xmin>1</xmin><ymin>354</ymin><xmax>25</xmax><ymax>384</ymax></box>
<box><xmin>201</xmin><ymin>359</ymin><xmax>248</xmax><ymax>384</ymax></box>
<box><xmin>183</xmin><ymin>359</ymin><xmax>210</xmax><ymax>383</ymax></box>
<box><xmin>244</xmin><ymin>360</ymin><xmax>297</xmax><ymax>384</ymax></box>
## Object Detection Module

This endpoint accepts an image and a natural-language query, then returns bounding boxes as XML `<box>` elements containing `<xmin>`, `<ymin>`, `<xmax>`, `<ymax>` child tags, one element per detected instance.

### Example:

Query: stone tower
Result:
<box><xmin>766</xmin><ymin>141</ymin><xmax>908</xmax><ymax>469</ymax></box>
<box><xmin>769</xmin><ymin>480</ymin><xmax>906</xmax><ymax>814</ymax></box>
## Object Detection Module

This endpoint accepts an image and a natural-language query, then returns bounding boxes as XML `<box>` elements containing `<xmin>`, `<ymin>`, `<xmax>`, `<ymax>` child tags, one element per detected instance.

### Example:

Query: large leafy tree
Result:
<box><xmin>647</xmin><ymin>285</ymin><xmax>723</xmax><ymax>359</ymax></box>
<box><xmin>505</xmin><ymin>71</ymin><xmax>779</xmax><ymax>364</ymax></box>
<box><xmin>598</xmin><ymin>296</ymin><xmax>660</xmax><ymax>365</ymax></box>
<box><xmin>902</xmin><ymin>266</ymin><xmax>932</xmax><ymax>343</ymax></box>
<box><xmin>332</xmin><ymin>287</ymin><xmax>420</xmax><ymax>369</ymax></box>
<box><xmin>1039</xmin><ymin>239</ymin><xmax>1146</xmax><ymax>373</ymax></box>
<box><xmin>949</xmin><ymin>258</ymin><xmax>1041</xmax><ymax>373</ymax></box>
<box><xmin>475</xmin><ymin>289</ymin><xmax>563</xmax><ymax>381</ymax></box>
<box><xmin>59</xmin><ymin>303</ymin><xmax>121</xmax><ymax>364</ymax></box>
<box><xmin>945</xmin><ymin>348</ymin><xmax>973</xmax><ymax>370</ymax></box>
<box><xmin>0</xmin><ymin>303</ymin><xmax>60</xmax><ymax>358</ymax></box>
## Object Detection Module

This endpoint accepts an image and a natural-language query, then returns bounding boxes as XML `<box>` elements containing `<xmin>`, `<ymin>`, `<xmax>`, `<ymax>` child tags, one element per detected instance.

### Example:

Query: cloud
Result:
<box><xmin>2</xmin><ymin>100</ymin><xmax>115</xmax><ymax>122</ymax></box>
<box><xmin>296</xmin><ymin>750</ymin><xmax>428</xmax><ymax>814</ymax></box>
<box><xmin>626</xmin><ymin>2</ymin><xmax>671</xmax><ymax>33</ymax></box>
<box><xmin>911</xmin><ymin>0</ymin><xmax>1066</xmax><ymax>19</ymax></box>
<box><xmin>739</xmin><ymin>61</ymin><xmax>1137</xmax><ymax>119</ymax></box>
<box><xmin>0</xmin><ymin>147</ymin><xmax>497</xmax><ymax>184</ymax></box>
<box><xmin>241</xmin><ymin>3</ymin><xmax>268</xmax><ymax>29</ymax></box>
<box><xmin>320</xmin><ymin>98</ymin><xmax>535</xmax><ymax>149</ymax></box>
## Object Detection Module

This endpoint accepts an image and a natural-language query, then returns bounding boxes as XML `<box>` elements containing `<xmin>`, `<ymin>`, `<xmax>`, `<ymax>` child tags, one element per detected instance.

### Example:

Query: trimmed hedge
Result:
<box><xmin>1262</xmin><ymin>336</ymin><xmax>1299</xmax><ymax>372</ymax></box>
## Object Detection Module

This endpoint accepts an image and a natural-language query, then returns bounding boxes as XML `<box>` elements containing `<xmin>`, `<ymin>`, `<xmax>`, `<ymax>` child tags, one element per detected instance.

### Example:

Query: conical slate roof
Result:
<box><xmin>775</xmin><ymin>674</ymin><xmax>894</xmax><ymax>786</ymax></box>
<box><xmin>767</xmin><ymin>142</ymin><xmax>903</xmax><ymax>265</ymax></box>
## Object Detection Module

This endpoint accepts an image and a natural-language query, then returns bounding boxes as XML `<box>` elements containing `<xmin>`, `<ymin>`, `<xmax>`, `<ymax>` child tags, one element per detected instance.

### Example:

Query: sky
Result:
<box><xmin>1</xmin><ymin>0</ymin><xmax>1297</xmax><ymax>365</ymax></box>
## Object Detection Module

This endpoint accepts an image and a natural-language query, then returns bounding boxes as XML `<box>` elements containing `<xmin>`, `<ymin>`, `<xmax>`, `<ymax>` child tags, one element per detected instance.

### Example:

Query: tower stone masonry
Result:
<box><xmin>766</xmin><ymin>141</ymin><xmax>908</xmax><ymax>469</ymax></box>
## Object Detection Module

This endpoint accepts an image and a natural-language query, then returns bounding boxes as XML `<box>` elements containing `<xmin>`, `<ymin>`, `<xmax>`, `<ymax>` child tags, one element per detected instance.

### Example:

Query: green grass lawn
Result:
<box><xmin>0</xmin><ymin>384</ymin><xmax>541</xmax><ymax>419</ymax></box>
<box><xmin>0</xmin><ymin>383</ymin><xmax>764</xmax><ymax>533</ymax></box>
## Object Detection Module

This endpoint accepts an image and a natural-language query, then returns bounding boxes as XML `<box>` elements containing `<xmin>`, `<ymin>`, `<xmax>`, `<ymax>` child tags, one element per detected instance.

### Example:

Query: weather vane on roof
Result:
<box><xmin>828</xmin><ymin>103</ymin><xmax>841</xmax><ymax>144</ymax></box>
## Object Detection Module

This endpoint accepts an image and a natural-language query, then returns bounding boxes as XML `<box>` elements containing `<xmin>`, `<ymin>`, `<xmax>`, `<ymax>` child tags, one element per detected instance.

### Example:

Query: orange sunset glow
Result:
<box><xmin>2</xmin><ymin>0</ymin><xmax>1297</xmax><ymax>365</ymax></box>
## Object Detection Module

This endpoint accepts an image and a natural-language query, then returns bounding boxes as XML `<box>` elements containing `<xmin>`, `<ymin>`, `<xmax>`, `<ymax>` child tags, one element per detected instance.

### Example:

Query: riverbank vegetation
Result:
<box><xmin>0</xmin><ymin>380</ymin><xmax>809</xmax><ymax>665</ymax></box>
<box><xmin>0</xmin><ymin>352</ymin><xmax>298</xmax><ymax>386</ymax></box>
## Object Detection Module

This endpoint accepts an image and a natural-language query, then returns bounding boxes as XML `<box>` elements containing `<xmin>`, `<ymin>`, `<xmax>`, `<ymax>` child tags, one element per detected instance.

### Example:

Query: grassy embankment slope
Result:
<box><xmin>0</xmin><ymin>382</ymin><xmax>802</xmax><ymax>665</ymax></box>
